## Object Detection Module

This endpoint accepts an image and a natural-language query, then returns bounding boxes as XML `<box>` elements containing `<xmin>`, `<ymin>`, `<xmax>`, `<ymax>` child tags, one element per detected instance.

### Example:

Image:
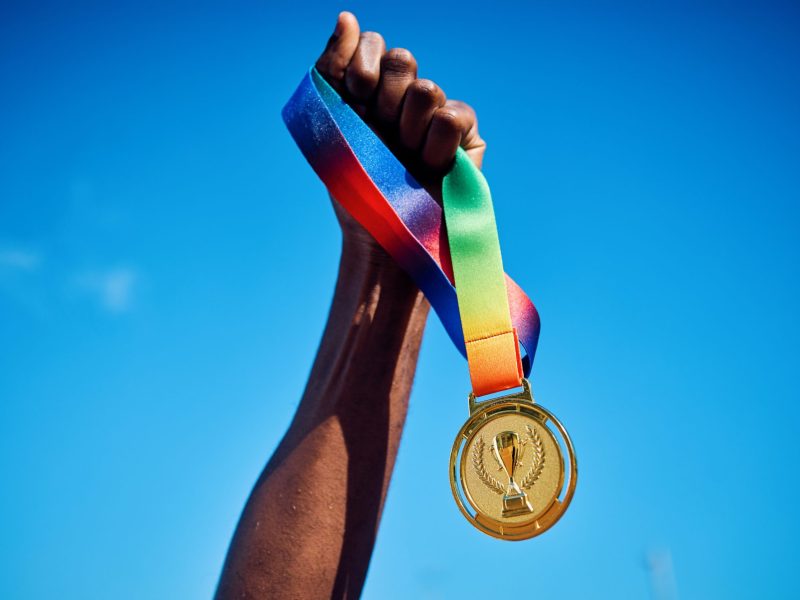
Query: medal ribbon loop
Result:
<box><xmin>442</xmin><ymin>152</ymin><xmax>523</xmax><ymax>395</ymax></box>
<box><xmin>282</xmin><ymin>69</ymin><xmax>537</xmax><ymax>395</ymax></box>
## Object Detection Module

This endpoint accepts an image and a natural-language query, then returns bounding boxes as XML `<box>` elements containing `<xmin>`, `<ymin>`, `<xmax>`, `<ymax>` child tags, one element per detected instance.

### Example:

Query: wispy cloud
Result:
<box><xmin>75</xmin><ymin>267</ymin><xmax>138</xmax><ymax>314</ymax></box>
<box><xmin>0</xmin><ymin>248</ymin><xmax>41</xmax><ymax>271</ymax></box>
<box><xmin>1</xmin><ymin>241</ymin><xmax>141</xmax><ymax>317</ymax></box>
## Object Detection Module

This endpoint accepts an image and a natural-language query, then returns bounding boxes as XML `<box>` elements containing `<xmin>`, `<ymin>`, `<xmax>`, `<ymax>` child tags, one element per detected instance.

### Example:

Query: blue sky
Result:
<box><xmin>1</xmin><ymin>1</ymin><xmax>798</xmax><ymax>598</ymax></box>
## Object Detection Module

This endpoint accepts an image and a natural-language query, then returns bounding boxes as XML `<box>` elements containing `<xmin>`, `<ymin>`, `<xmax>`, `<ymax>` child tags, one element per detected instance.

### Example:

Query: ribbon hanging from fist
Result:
<box><xmin>283</xmin><ymin>69</ymin><xmax>539</xmax><ymax>396</ymax></box>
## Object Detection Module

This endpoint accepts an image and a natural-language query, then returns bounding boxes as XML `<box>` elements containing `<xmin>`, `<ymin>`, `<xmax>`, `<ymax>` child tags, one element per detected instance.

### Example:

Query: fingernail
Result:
<box><xmin>334</xmin><ymin>13</ymin><xmax>345</xmax><ymax>36</ymax></box>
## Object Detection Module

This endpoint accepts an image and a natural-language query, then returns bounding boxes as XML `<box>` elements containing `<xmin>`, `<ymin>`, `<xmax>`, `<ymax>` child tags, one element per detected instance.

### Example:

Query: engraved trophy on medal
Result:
<box><xmin>493</xmin><ymin>431</ymin><xmax>534</xmax><ymax>517</ymax></box>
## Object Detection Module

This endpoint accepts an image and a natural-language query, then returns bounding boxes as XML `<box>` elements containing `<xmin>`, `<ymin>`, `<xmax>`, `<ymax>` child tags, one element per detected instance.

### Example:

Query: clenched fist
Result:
<box><xmin>316</xmin><ymin>12</ymin><xmax>485</xmax><ymax>172</ymax></box>
<box><xmin>315</xmin><ymin>12</ymin><xmax>486</xmax><ymax>252</ymax></box>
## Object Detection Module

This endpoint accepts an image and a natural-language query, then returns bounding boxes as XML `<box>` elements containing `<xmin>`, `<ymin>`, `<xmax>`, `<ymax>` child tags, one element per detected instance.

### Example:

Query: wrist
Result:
<box><xmin>332</xmin><ymin>194</ymin><xmax>425</xmax><ymax>310</ymax></box>
<box><xmin>339</xmin><ymin>234</ymin><xmax>422</xmax><ymax>305</ymax></box>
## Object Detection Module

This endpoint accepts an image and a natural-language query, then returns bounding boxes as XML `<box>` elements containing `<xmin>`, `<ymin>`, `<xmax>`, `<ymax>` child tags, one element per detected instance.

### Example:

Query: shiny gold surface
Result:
<box><xmin>449</xmin><ymin>379</ymin><xmax>577</xmax><ymax>541</ymax></box>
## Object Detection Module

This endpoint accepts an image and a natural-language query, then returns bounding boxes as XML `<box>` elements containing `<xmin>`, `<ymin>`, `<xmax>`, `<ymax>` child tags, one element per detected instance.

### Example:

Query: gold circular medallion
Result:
<box><xmin>449</xmin><ymin>382</ymin><xmax>577</xmax><ymax>541</ymax></box>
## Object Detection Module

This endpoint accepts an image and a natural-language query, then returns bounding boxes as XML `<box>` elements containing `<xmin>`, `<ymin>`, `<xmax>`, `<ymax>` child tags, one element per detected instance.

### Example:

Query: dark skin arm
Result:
<box><xmin>216</xmin><ymin>12</ymin><xmax>485</xmax><ymax>599</ymax></box>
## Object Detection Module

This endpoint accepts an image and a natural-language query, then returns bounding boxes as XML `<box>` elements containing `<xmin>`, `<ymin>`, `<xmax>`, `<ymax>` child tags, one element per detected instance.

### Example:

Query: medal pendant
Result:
<box><xmin>449</xmin><ymin>379</ymin><xmax>577</xmax><ymax>541</ymax></box>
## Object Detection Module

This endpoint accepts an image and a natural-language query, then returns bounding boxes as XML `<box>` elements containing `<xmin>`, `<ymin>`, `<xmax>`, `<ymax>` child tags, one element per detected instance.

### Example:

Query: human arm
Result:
<box><xmin>215</xmin><ymin>12</ymin><xmax>485</xmax><ymax>599</ymax></box>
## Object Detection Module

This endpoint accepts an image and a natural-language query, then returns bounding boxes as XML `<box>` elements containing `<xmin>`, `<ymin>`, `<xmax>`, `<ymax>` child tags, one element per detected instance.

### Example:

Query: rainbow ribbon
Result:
<box><xmin>442</xmin><ymin>149</ymin><xmax>524</xmax><ymax>395</ymax></box>
<box><xmin>282</xmin><ymin>69</ymin><xmax>540</xmax><ymax>395</ymax></box>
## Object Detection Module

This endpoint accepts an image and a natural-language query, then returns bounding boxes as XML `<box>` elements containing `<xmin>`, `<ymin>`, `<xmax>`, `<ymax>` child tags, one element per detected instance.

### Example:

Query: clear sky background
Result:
<box><xmin>1</xmin><ymin>1</ymin><xmax>798</xmax><ymax>598</ymax></box>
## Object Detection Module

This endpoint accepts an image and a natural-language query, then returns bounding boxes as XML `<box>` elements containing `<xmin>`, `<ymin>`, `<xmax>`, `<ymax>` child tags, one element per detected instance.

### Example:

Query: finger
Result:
<box><xmin>315</xmin><ymin>11</ymin><xmax>360</xmax><ymax>91</ymax></box>
<box><xmin>462</xmin><ymin>112</ymin><xmax>486</xmax><ymax>169</ymax></box>
<box><xmin>373</xmin><ymin>48</ymin><xmax>418</xmax><ymax>126</ymax></box>
<box><xmin>421</xmin><ymin>100</ymin><xmax>480</xmax><ymax>171</ymax></box>
<box><xmin>344</xmin><ymin>32</ymin><xmax>385</xmax><ymax>103</ymax></box>
<box><xmin>398</xmin><ymin>79</ymin><xmax>446</xmax><ymax>151</ymax></box>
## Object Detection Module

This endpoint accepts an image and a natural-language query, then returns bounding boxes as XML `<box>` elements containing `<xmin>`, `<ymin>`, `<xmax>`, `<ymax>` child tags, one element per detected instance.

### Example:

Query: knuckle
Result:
<box><xmin>410</xmin><ymin>78</ymin><xmax>441</xmax><ymax>101</ymax></box>
<box><xmin>360</xmin><ymin>31</ymin><xmax>384</xmax><ymax>47</ymax></box>
<box><xmin>382</xmin><ymin>47</ymin><xmax>417</xmax><ymax>73</ymax></box>
<box><xmin>433</xmin><ymin>108</ymin><xmax>462</xmax><ymax>132</ymax></box>
<box><xmin>442</xmin><ymin>101</ymin><xmax>475</xmax><ymax>131</ymax></box>
<box><xmin>447</xmin><ymin>100</ymin><xmax>475</xmax><ymax>120</ymax></box>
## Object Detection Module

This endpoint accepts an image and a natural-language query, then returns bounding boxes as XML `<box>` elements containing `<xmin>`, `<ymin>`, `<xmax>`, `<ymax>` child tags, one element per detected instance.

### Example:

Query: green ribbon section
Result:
<box><xmin>442</xmin><ymin>148</ymin><xmax>516</xmax><ymax>350</ymax></box>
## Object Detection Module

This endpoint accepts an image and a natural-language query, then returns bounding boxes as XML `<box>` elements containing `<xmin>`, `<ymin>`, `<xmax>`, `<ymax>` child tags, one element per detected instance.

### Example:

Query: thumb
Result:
<box><xmin>315</xmin><ymin>12</ymin><xmax>360</xmax><ymax>92</ymax></box>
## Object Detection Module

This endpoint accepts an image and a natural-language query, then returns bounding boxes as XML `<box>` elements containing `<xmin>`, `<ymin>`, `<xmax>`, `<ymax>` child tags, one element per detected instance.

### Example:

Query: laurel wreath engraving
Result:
<box><xmin>521</xmin><ymin>425</ymin><xmax>545</xmax><ymax>490</ymax></box>
<box><xmin>473</xmin><ymin>425</ymin><xmax>545</xmax><ymax>494</ymax></box>
<box><xmin>472</xmin><ymin>436</ymin><xmax>506</xmax><ymax>495</ymax></box>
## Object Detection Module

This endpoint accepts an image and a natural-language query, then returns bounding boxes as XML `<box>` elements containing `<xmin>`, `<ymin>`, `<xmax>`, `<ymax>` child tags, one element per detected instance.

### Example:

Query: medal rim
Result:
<box><xmin>449</xmin><ymin>391</ymin><xmax>577</xmax><ymax>541</ymax></box>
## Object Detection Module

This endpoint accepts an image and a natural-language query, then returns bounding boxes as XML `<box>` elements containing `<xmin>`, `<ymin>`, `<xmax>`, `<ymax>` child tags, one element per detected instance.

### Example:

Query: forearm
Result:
<box><xmin>216</xmin><ymin>235</ymin><xmax>429</xmax><ymax>599</ymax></box>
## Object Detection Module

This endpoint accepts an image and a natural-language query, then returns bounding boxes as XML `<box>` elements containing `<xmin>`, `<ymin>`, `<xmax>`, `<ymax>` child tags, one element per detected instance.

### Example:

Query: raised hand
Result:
<box><xmin>316</xmin><ymin>11</ymin><xmax>486</xmax><ymax>175</ymax></box>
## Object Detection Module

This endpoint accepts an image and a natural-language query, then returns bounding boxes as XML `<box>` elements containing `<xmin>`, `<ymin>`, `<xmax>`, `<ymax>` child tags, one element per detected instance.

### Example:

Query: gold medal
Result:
<box><xmin>449</xmin><ymin>379</ymin><xmax>577</xmax><ymax>540</ymax></box>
